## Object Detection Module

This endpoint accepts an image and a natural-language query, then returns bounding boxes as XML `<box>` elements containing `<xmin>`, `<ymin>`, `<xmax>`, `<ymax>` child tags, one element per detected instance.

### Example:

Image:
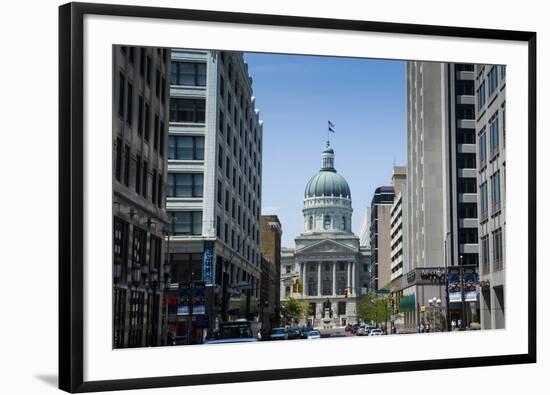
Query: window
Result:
<box><xmin>153</xmin><ymin>114</ymin><xmax>159</xmax><ymax>151</ymax></box>
<box><xmin>161</xmin><ymin>77</ymin><xmax>166</xmax><ymax>103</ymax></box>
<box><xmin>126</xmin><ymin>82</ymin><xmax>133</xmax><ymax>126</ymax></box>
<box><xmin>131</xmin><ymin>227</ymin><xmax>146</xmax><ymax>268</ymax></box>
<box><xmin>456</xmin><ymin>80</ymin><xmax>474</xmax><ymax>95</ymax></box>
<box><xmin>457</xmin><ymin>129</ymin><xmax>475</xmax><ymax>144</ymax></box>
<box><xmin>151</xmin><ymin>170</ymin><xmax>157</xmax><ymax>205</ymax></box>
<box><xmin>481</xmin><ymin>235</ymin><xmax>490</xmax><ymax>274</ymax></box>
<box><xmin>159</xmin><ymin>121</ymin><xmax>165</xmax><ymax>156</ymax></box>
<box><xmin>480</xmin><ymin>182</ymin><xmax>488</xmax><ymax>219</ymax></box>
<box><xmin>115</xmin><ymin>138</ymin><xmax>122</xmax><ymax>181</ymax></box>
<box><xmin>338</xmin><ymin>301</ymin><xmax>346</xmax><ymax>316</ymax></box>
<box><xmin>225</xmin><ymin>189</ymin><xmax>229</xmax><ymax>212</ymax></box>
<box><xmin>144</xmin><ymin>103</ymin><xmax>150</xmax><ymax>142</ymax></box>
<box><xmin>217</xmin><ymin>180</ymin><xmax>222</xmax><ymax>204</ymax></box>
<box><xmin>456</xmin><ymin>153</ymin><xmax>476</xmax><ymax>169</ymax></box>
<box><xmin>477</xmin><ymin>81</ymin><xmax>486</xmax><ymax>110</ymax></box>
<box><xmin>123</xmin><ymin>145</ymin><xmax>130</xmax><ymax>186</ymax></box>
<box><xmin>285</xmin><ymin>286</ymin><xmax>291</xmax><ymax>297</ymax></box>
<box><xmin>170</xmin><ymin>253</ymin><xmax>203</xmax><ymax>283</ymax></box>
<box><xmin>285</xmin><ymin>265</ymin><xmax>291</xmax><ymax>274</ymax></box>
<box><xmin>455</xmin><ymin>64</ymin><xmax>474</xmax><ymax>72</ymax></box>
<box><xmin>157</xmin><ymin>175</ymin><xmax>163</xmax><ymax>208</ymax></box>
<box><xmin>226</xmin><ymin>157</ymin><xmax>230</xmax><ymax>178</ymax></box>
<box><xmin>135</xmin><ymin>154</ymin><xmax>142</xmax><ymax>194</ymax></box>
<box><xmin>491</xmin><ymin>171</ymin><xmax>501</xmax><ymax>213</ymax></box>
<box><xmin>457</xmin><ymin>178</ymin><xmax>477</xmax><ymax>193</ymax></box>
<box><xmin>171</xmin><ymin>62</ymin><xmax>206</xmax><ymax>86</ymax></box>
<box><xmin>456</xmin><ymin>104</ymin><xmax>474</xmax><ymax>120</ymax></box>
<box><xmin>216</xmin><ymin>216</ymin><xmax>221</xmax><ymax>238</ymax></box>
<box><xmin>167</xmin><ymin>173</ymin><xmax>204</xmax><ymax>197</ymax></box>
<box><xmin>324</xmin><ymin>215</ymin><xmax>331</xmax><ymax>230</ymax></box>
<box><xmin>141</xmin><ymin>160</ymin><xmax>148</xmax><ymax>198</ymax></box>
<box><xmin>113</xmin><ymin>217</ymin><xmax>129</xmax><ymax>278</ymax></box>
<box><xmin>139</xmin><ymin>48</ymin><xmax>146</xmax><ymax>76</ymax></box>
<box><xmin>479</xmin><ymin>129</ymin><xmax>487</xmax><ymax>167</ymax></box>
<box><xmin>493</xmin><ymin>228</ymin><xmax>503</xmax><ymax>270</ymax></box>
<box><xmin>146</xmin><ymin>55</ymin><xmax>152</xmax><ymax>85</ymax></box>
<box><xmin>490</xmin><ymin>113</ymin><xmax>499</xmax><ymax>156</ymax></box>
<box><xmin>137</xmin><ymin>96</ymin><xmax>144</xmax><ymax>135</ymax></box>
<box><xmin>170</xmin><ymin>211</ymin><xmax>203</xmax><ymax>235</ymax></box>
<box><xmin>168</xmin><ymin>136</ymin><xmax>205</xmax><ymax>160</ymax></box>
<box><xmin>155</xmin><ymin>69</ymin><xmax>160</xmax><ymax>96</ymax></box>
<box><xmin>458</xmin><ymin>228</ymin><xmax>478</xmax><ymax>244</ymax></box>
<box><xmin>488</xmin><ymin>66</ymin><xmax>498</xmax><ymax>96</ymax></box>
<box><xmin>118</xmin><ymin>72</ymin><xmax>125</xmax><ymax>117</ymax></box>
<box><xmin>458</xmin><ymin>203</ymin><xmax>477</xmax><ymax>218</ymax></box>
<box><xmin>218</xmin><ymin>110</ymin><xmax>224</xmax><ymax>134</ymax></box>
<box><xmin>170</xmin><ymin>98</ymin><xmax>206</xmax><ymax>123</ymax></box>
<box><xmin>342</xmin><ymin>216</ymin><xmax>346</xmax><ymax>230</ymax></box>
<box><xmin>218</xmin><ymin>146</ymin><xmax>223</xmax><ymax>169</ymax></box>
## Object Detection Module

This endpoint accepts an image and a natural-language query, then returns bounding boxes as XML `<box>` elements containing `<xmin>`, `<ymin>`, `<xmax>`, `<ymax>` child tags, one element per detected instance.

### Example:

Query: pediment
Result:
<box><xmin>296</xmin><ymin>238</ymin><xmax>357</xmax><ymax>255</ymax></box>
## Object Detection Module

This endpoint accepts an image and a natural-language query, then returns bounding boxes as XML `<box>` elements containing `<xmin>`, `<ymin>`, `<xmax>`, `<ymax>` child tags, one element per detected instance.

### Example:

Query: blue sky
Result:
<box><xmin>244</xmin><ymin>53</ymin><xmax>406</xmax><ymax>247</ymax></box>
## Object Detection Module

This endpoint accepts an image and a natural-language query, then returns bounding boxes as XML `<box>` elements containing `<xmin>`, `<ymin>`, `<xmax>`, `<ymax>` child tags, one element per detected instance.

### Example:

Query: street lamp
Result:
<box><xmin>443</xmin><ymin>231</ymin><xmax>451</xmax><ymax>332</ymax></box>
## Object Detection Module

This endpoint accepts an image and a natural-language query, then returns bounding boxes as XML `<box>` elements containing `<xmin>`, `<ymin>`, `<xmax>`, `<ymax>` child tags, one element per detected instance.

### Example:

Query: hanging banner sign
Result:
<box><xmin>202</xmin><ymin>241</ymin><xmax>214</xmax><ymax>285</ymax></box>
<box><xmin>463</xmin><ymin>269</ymin><xmax>479</xmax><ymax>302</ymax></box>
<box><xmin>448</xmin><ymin>269</ymin><xmax>462</xmax><ymax>303</ymax></box>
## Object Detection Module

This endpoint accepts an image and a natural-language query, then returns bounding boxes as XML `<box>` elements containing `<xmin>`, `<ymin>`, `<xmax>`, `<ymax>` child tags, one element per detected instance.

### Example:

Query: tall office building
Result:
<box><xmin>368</xmin><ymin>186</ymin><xmax>395</xmax><ymax>291</ymax></box>
<box><xmin>396</xmin><ymin>61</ymin><xmax>480</xmax><ymax>332</ymax></box>
<box><xmin>166</xmin><ymin>49</ymin><xmax>263</xmax><ymax>341</ymax></box>
<box><xmin>358</xmin><ymin>207</ymin><xmax>371</xmax><ymax>248</ymax></box>
<box><xmin>390</xmin><ymin>166</ymin><xmax>407</xmax><ymax>282</ymax></box>
<box><xmin>475</xmin><ymin>64</ymin><xmax>506</xmax><ymax>329</ymax></box>
<box><xmin>112</xmin><ymin>46</ymin><xmax>170</xmax><ymax>348</ymax></box>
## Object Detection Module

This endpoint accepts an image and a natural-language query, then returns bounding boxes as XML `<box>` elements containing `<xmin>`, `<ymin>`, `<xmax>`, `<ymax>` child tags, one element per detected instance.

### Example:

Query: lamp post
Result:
<box><xmin>444</xmin><ymin>231</ymin><xmax>451</xmax><ymax>332</ymax></box>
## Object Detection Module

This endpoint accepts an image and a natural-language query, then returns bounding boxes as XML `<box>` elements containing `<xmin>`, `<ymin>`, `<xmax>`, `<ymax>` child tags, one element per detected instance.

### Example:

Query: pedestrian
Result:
<box><xmin>451</xmin><ymin>319</ymin><xmax>456</xmax><ymax>331</ymax></box>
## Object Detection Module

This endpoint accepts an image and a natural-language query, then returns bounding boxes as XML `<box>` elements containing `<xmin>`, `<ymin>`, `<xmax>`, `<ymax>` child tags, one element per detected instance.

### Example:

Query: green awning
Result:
<box><xmin>399</xmin><ymin>294</ymin><xmax>415</xmax><ymax>312</ymax></box>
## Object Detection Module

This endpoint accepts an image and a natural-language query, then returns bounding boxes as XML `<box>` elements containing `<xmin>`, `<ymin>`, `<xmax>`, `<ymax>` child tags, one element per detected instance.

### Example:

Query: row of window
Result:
<box><xmin>216</xmin><ymin>214</ymin><xmax>260</xmax><ymax>265</ymax></box>
<box><xmin>480</xmin><ymin>227</ymin><xmax>504</xmax><ymax>273</ymax></box>
<box><xmin>167</xmin><ymin>211</ymin><xmax>203</xmax><ymax>236</ymax></box>
<box><xmin>307</xmin><ymin>215</ymin><xmax>347</xmax><ymax>231</ymax></box>
<box><xmin>477</xmin><ymin>65</ymin><xmax>505</xmax><ymax>111</ymax></box>
<box><xmin>479</xmin><ymin>109</ymin><xmax>504</xmax><ymax>166</ymax></box>
<box><xmin>117</xmin><ymin>71</ymin><xmax>167</xmax><ymax>156</ymax></box>
<box><xmin>480</xmin><ymin>170</ymin><xmax>502</xmax><ymax>218</ymax></box>
<box><xmin>114</xmin><ymin>139</ymin><xmax>164</xmax><ymax>208</ymax></box>
<box><xmin>113</xmin><ymin>217</ymin><xmax>163</xmax><ymax>281</ymax></box>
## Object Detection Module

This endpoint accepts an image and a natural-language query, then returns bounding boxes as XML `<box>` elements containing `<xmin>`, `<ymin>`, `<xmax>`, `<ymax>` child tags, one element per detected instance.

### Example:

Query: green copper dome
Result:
<box><xmin>304</xmin><ymin>141</ymin><xmax>351</xmax><ymax>198</ymax></box>
<box><xmin>304</xmin><ymin>171</ymin><xmax>351</xmax><ymax>198</ymax></box>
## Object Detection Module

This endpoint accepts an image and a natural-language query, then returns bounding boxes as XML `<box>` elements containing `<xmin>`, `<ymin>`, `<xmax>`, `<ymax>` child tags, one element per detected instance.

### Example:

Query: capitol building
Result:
<box><xmin>280</xmin><ymin>141</ymin><xmax>371</xmax><ymax>328</ymax></box>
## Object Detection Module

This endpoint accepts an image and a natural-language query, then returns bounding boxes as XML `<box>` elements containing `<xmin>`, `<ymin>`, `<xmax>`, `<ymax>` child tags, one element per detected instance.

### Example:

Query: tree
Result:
<box><xmin>280</xmin><ymin>296</ymin><xmax>310</xmax><ymax>325</ymax></box>
<box><xmin>356</xmin><ymin>292</ymin><xmax>392</xmax><ymax>326</ymax></box>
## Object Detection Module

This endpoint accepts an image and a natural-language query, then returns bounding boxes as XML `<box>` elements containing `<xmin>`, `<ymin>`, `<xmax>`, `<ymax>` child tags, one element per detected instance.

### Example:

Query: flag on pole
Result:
<box><xmin>328</xmin><ymin>120</ymin><xmax>336</xmax><ymax>133</ymax></box>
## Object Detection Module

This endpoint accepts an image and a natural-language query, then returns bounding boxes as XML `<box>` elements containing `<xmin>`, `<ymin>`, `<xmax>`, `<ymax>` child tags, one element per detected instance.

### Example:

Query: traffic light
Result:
<box><xmin>344</xmin><ymin>287</ymin><xmax>349</xmax><ymax>298</ymax></box>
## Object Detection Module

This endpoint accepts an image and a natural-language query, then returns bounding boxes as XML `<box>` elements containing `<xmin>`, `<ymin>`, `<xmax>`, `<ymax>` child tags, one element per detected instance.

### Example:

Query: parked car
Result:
<box><xmin>369</xmin><ymin>328</ymin><xmax>383</xmax><ymax>336</ymax></box>
<box><xmin>269</xmin><ymin>327</ymin><xmax>288</xmax><ymax>340</ymax></box>
<box><xmin>305</xmin><ymin>330</ymin><xmax>321</xmax><ymax>339</ymax></box>
<box><xmin>356</xmin><ymin>325</ymin><xmax>368</xmax><ymax>336</ymax></box>
<box><xmin>300</xmin><ymin>326</ymin><xmax>314</xmax><ymax>339</ymax></box>
<box><xmin>345</xmin><ymin>324</ymin><xmax>353</xmax><ymax>332</ymax></box>
<box><xmin>351</xmin><ymin>323</ymin><xmax>360</xmax><ymax>334</ymax></box>
<box><xmin>287</xmin><ymin>327</ymin><xmax>302</xmax><ymax>340</ymax></box>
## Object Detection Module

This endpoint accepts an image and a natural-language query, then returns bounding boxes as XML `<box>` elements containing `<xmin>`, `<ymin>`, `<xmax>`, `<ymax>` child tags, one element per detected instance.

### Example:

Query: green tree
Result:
<box><xmin>357</xmin><ymin>292</ymin><xmax>392</xmax><ymax>326</ymax></box>
<box><xmin>281</xmin><ymin>296</ymin><xmax>310</xmax><ymax>325</ymax></box>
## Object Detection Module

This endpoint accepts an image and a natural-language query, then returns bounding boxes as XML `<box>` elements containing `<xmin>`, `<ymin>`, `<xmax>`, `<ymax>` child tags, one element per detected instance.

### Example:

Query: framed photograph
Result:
<box><xmin>59</xmin><ymin>2</ymin><xmax>537</xmax><ymax>393</ymax></box>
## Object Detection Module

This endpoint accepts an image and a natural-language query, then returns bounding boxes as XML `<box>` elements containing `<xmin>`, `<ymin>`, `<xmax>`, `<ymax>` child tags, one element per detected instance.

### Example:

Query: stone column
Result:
<box><xmin>351</xmin><ymin>261</ymin><xmax>355</xmax><ymax>296</ymax></box>
<box><xmin>317</xmin><ymin>262</ymin><xmax>321</xmax><ymax>297</ymax></box>
<box><xmin>332</xmin><ymin>262</ymin><xmax>336</xmax><ymax>295</ymax></box>
<box><xmin>300</xmin><ymin>262</ymin><xmax>307</xmax><ymax>296</ymax></box>
<box><xmin>347</xmin><ymin>261</ymin><xmax>351</xmax><ymax>290</ymax></box>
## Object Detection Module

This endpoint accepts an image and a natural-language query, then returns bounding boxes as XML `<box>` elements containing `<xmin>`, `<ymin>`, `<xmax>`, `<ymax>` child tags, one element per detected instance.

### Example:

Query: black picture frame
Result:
<box><xmin>59</xmin><ymin>2</ymin><xmax>537</xmax><ymax>393</ymax></box>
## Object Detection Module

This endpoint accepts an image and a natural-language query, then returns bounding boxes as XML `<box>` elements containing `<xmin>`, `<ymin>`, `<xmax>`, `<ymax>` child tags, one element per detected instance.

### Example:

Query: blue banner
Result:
<box><xmin>448</xmin><ymin>269</ymin><xmax>462</xmax><ymax>303</ymax></box>
<box><xmin>203</xmin><ymin>241</ymin><xmax>214</xmax><ymax>285</ymax></box>
<box><xmin>463</xmin><ymin>270</ymin><xmax>479</xmax><ymax>302</ymax></box>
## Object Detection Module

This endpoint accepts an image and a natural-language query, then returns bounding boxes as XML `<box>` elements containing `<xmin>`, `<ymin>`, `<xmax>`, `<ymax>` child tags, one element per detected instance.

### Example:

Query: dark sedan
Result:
<box><xmin>269</xmin><ymin>327</ymin><xmax>288</xmax><ymax>340</ymax></box>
